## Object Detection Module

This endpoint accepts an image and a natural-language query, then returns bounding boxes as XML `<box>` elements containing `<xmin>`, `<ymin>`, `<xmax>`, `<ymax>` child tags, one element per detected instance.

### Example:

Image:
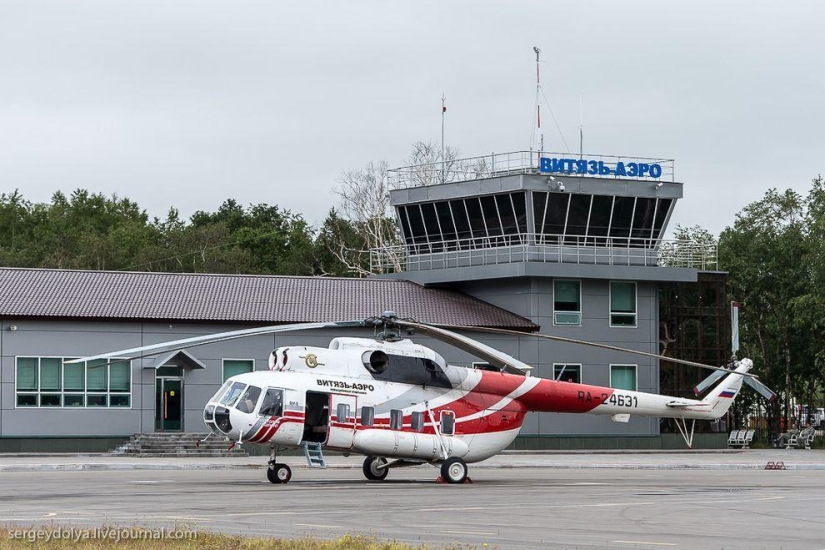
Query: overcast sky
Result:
<box><xmin>1</xmin><ymin>1</ymin><xmax>823</xmax><ymax>237</ymax></box>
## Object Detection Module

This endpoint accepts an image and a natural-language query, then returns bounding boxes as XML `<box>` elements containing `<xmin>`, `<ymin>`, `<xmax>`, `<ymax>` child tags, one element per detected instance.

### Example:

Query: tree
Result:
<box><xmin>0</xmin><ymin>190</ymin><xmax>37</xmax><ymax>266</ymax></box>
<box><xmin>793</xmin><ymin>176</ymin><xmax>825</xmax><ymax>416</ymax></box>
<box><xmin>394</xmin><ymin>141</ymin><xmax>490</xmax><ymax>188</ymax></box>
<box><xmin>719</xmin><ymin>188</ymin><xmax>812</xmax><ymax>427</ymax></box>
<box><xmin>331</xmin><ymin>160</ymin><xmax>402</xmax><ymax>275</ymax></box>
<box><xmin>327</xmin><ymin>140</ymin><xmax>475</xmax><ymax>276</ymax></box>
<box><xmin>189</xmin><ymin>200</ymin><xmax>316</xmax><ymax>275</ymax></box>
<box><xmin>313</xmin><ymin>209</ymin><xmax>366</xmax><ymax>277</ymax></box>
<box><xmin>658</xmin><ymin>224</ymin><xmax>718</xmax><ymax>269</ymax></box>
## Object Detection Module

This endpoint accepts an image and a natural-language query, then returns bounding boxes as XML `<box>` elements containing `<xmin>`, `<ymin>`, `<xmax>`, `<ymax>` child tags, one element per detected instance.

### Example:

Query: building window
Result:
<box><xmin>610</xmin><ymin>365</ymin><xmax>637</xmax><ymax>391</ymax></box>
<box><xmin>554</xmin><ymin>280</ymin><xmax>582</xmax><ymax>325</ymax></box>
<box><xmin>223</xmin><ymin>359</ymin><xmax>254</xmax><ymax>382</ymax></box>
<box><xmin>553</xmin><ymin>364</ymin><xmax>582</xmax><ymax>384</ymax></box>
<box><xmin>610</xmin><ymin>281</ymin><xmax>637</xmax><ymax>327</ymax></box>
<box><xmin>15</xmin><ymin>357</ymin><xmax>131</xmax><ymax>408</ymax></box>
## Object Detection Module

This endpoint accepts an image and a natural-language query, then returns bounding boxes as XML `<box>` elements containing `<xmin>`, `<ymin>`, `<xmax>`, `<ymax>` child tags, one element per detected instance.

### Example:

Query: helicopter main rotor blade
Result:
<box><xmin>392</xmin><ymin>320</ymin><xmax>532</xmax><ymax>375</ymax></box>
<box><xmin>421</xmin><ymin>323</ymin><xmax>762</xmax><ymax>378</ymax></box>
<box><xmin>64</xmin><ymin>320</ymin><xmax>366</xmax><ymax>364</ymax></box>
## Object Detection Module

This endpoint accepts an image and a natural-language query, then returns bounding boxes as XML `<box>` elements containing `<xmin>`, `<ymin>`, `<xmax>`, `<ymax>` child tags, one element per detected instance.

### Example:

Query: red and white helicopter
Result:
<box><xmin>74</xmin><ymin>312</ymin><xmax>771</xmax><ymax>485</ymax></box>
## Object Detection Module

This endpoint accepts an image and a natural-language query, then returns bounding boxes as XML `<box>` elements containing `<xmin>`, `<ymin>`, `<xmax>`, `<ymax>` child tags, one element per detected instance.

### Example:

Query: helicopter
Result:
<box><xmin>68</xmin><ymin>312</ymin><xmax>771</xmax><ymax>485</ymax></box>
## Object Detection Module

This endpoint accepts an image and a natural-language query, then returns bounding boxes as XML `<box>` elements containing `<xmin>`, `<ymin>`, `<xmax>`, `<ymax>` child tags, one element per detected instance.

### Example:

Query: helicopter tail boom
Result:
<box><xmin>513</xmin><ymin>359</ymin><xmax>753</xmax><ymax>421</ymax></box>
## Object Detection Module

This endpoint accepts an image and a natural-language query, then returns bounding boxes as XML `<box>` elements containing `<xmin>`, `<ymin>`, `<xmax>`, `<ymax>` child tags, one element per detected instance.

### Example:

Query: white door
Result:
<box><xmin>325</xmin><ymin>393</ymin><xmax>357</xmax><ymax>449</ymax></box>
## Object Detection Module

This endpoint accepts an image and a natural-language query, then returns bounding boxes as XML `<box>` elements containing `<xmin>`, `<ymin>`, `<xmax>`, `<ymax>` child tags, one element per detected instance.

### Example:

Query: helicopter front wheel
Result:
<box><xmin>440</xmin><ymin>457</ymin><xmax>468</xmax><ymax>484</ymax></box>
<box><xmin>363</xmin><ymin>456</ymin><xmax>389</xmax><ymax>481</ymax></box>
<box><xmin>267</xmin><ymin>462</ymin><xmax>292</xmax><ymax>484</ymax></box>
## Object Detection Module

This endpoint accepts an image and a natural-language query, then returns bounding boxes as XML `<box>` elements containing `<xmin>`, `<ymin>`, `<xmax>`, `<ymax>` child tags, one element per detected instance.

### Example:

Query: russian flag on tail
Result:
<box><xmin>720</xmin><ymin>389</ymin><xmax>737</xmax><ymax>399</ymax></box>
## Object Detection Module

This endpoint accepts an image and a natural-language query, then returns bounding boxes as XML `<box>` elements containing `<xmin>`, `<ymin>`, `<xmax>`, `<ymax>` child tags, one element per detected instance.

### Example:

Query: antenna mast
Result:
<box><xmin>579</xmin><ymin>93</ymin><xmax>583</xmax><ymax>159</ymax></box>
<box><xmin>441</xmin><ymin>93</ymin><xmax>446</xmax><ymax>183</ymax></box>
<box><xmin>532</xmin><ymin>46</ymin><xmax>544</xmax><ymax>165</ymax></box>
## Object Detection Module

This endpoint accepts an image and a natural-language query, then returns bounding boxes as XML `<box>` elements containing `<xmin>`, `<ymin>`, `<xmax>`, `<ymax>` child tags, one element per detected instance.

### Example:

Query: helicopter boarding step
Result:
<box><xmin>301</xmin><ymin>441</ymin><xmax>327</xmax><ymax>468</ymax></box>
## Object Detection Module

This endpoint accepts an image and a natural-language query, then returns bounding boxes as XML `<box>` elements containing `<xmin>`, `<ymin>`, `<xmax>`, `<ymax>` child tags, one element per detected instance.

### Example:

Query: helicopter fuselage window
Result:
<box><xmin>390</xmin><ymin>409</ymin><xmax>403</xmax><ymax>430</ymax></box>
<box><xmin>360</xmin><ymin>406</ymin><xmax>374</xmax><ymax>427</ymax></box>
<box><xmin>366</xmin><ymin>355</ymin><xmax>452</xmax><ymax>389</ymax></box>
<box><xmin>236</xmin><ymin>385</ymin><xmax>262</xmax><ymax>414</ymax></box>
<box><xmin>440</xmin><ymin>411</ymin><xmax>455</xmax><ymax>436</ymax></box>
<box><xmin>259</xmin><ymin>388</ymin><xmax>284</xmax><ymax>417</ymax></box>
<box><xmin>411</xmin><ymin>411</ymin><xmax>424</xmax><ymax>432</ymax></box>
<box><xmin>220</xmin><ymin>382</ymin><xmax>247</xmax><ymax>407</ymax></box>
<box><xmin>336</xmin><ymin>403</ymin><xmax>351</xmax><ymax>423</ymax></box>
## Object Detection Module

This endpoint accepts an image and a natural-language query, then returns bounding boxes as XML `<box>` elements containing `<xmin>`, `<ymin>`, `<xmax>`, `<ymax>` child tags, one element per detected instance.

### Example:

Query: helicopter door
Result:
<box><xmin>326</xmin><ymin>393</ymin><xmax>357</xmax><ymax>449</ymax></box>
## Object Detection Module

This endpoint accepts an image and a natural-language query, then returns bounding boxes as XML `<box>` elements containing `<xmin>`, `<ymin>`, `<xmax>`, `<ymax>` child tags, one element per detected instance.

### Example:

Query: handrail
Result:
<box><xmin>388</xmin><ymin>150</ymin><xmax>675</xmax><ymax>189</ymax></box>
<box><xmin>368</xmin><ymin>233</ymin><xmax>716</xmax><ymax>273</ymax></box>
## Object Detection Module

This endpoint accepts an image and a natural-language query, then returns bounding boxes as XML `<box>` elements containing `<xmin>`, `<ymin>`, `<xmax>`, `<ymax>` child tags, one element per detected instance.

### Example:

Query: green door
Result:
<box><xmin>155</xmin><ymin>378</ymin><xmax>184</xmax><ymax>431</ymax></box>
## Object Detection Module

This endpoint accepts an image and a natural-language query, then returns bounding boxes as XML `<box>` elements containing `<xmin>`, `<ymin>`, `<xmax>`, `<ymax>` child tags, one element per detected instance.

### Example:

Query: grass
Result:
<box><xmin>0</xmin><ymin>525</ymin><xmax>487</xmax><ymax>550</ymax></box>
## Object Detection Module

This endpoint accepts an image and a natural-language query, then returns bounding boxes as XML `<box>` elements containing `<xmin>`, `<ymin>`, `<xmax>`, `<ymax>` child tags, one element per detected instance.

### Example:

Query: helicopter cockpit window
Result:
<box><xmin>259</xmin><ymin>388</ymin><xmax>284</xmax><ymax>417</ymax></box>
<box><xmin>236</xmin><ymin>385</ymin><xmax>262</xmax><ymax>414</ymax></box>
<box><xmin>364</xmin><ymin>354</ymin><xmax>452</xmax><ymax>389</ymax></box>
<box><xmin>210</xmin><ymin>381</ymin><xmax>233</xmax><ymax>403</ymax></box>
<box><xmin>219</xmin><ymin>382</ymin><xmax>246</xmax><ymax>407</ymax></box>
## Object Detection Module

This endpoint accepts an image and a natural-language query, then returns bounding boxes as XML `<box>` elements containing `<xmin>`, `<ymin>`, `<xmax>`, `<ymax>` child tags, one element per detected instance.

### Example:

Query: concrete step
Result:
<box><xmin>122</xmin><ymin>452</ymin><xmax>249</xmax><ymax>458</ymax></box>
<box><xmin>110</xmin><ymin>433</ymin><xmax>248</xmax><ymax>457</ymax></box>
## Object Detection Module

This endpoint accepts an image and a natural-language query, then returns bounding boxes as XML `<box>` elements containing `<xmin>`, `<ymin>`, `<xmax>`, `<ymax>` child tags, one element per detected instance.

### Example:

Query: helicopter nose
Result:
<box><xmin>203</xmin><ymin>403</ymin><xmax>219</xmax><ymax>433</ymax></box>
<box><xmin>208</xmin><ymin>404</ymin><xmax>233</xmax><ymax>435</ymax></box>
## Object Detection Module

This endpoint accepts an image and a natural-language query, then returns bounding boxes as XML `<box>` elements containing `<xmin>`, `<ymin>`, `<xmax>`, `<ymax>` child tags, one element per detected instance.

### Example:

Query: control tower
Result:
<box><xmin>372</xmin><ymin>150</ymin><xmax>719</xmax><ymax>448</ymax></box>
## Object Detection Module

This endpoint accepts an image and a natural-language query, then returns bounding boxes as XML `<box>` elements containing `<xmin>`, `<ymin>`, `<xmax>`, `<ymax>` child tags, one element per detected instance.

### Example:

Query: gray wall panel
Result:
<box><xmin>3</xmin><ymin>329</ymin><xmax>142</xmax><ymax>357</ymax></box>
<box><xmin>2</xmin><ymin>409</ymin><xmax>140</xmax><ymax>437</ymax></box>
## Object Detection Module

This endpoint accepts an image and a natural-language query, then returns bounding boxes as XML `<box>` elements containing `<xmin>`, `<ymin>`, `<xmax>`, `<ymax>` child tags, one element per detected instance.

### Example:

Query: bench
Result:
<box><xmin>787</xmin><ymin>430</ymin><xmax>816</xmax><ymax>449</ymax></box>
<box><xmin>728</xmin><ymin>429</ymin><xmax>754</xmax><ymax>448</ymax></box>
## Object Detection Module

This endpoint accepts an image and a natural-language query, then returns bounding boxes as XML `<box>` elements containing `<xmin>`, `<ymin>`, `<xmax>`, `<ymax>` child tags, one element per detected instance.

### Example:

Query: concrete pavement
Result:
<box><xmin>3</xmin><ymin>459</ymin><xmax>825</xmax><ymax>549</ymax></box>
<box><xmin>1</xmin><ymin>448</ymin><xmax>824</xmax><ymax>471</ymax></box>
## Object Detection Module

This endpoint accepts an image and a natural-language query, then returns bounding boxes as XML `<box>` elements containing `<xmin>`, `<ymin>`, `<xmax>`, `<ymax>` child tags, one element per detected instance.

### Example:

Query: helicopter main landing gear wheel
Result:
<box><xmin>363</xmin><ymin>456</ymin><xmax>389</xmax><ymax>481</ymax></box>
<box><xmin>267</xmin><ymin>462</ymin><xmax>292</xmax><ymax>484</ymax></box>
<box><xmin>440</xmin><ymin>457</ymin><xmax>468</xmax><ymax>484</ymax></box>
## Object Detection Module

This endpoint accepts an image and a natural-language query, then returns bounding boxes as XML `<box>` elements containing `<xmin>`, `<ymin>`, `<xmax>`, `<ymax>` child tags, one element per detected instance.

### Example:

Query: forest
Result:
<box><xmin>0</xmin><ymin>190</ymin><xmax>364</xmax><ymax>277</ymax></box>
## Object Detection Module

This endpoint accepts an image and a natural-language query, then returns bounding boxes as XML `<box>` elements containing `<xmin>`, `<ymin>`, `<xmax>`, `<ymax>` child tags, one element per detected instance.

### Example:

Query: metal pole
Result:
<box><xmin>579</xmin><ymin>93</ymin><xmax>583</xmax><ymax>159</ymax></box>
<box><xmin>533</xmin><ymin>46</ymin><xmax>542</xmax><ymax>167</ymax></box>
<box><xmin>441</xmin><ymin>94</ymin><xmax>446</xmax><ymax>183</ymax></box>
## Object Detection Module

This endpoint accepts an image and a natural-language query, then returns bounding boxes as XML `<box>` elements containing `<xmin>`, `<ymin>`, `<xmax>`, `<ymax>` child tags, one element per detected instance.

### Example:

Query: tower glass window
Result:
<box><xmin>395</xmin><ymin>193</ymin><xmax>529</xmax><ymax>253</ymax></box>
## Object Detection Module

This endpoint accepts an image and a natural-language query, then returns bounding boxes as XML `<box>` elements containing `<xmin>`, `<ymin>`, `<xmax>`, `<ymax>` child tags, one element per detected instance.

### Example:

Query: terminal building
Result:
<box><xmin>0</xmin><ymin>150</ymin><xmax>724</xmax><ymax>452</ymax></box>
